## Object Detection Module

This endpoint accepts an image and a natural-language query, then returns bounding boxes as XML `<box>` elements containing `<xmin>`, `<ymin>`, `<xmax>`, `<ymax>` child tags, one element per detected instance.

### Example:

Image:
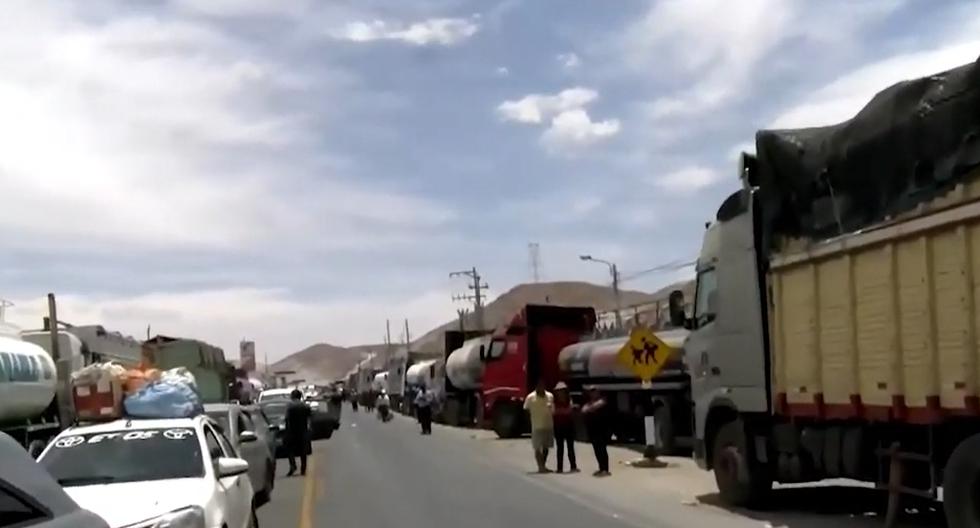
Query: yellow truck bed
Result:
<box><xmin>770</xmin><ymin>176</ymin><xmax>980</xmax><ymax>423</ymax></box>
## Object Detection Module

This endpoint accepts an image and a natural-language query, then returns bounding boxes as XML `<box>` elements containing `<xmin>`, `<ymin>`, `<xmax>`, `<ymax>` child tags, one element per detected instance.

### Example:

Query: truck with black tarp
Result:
<box><xmin>675</xmin><ymin>58</ymin><xmax>980</xmax><ymax>527</ymax></box>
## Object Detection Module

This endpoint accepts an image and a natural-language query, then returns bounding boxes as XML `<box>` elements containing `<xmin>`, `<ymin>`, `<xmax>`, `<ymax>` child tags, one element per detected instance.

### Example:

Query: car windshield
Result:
<box><xmin>261</xmin><ymin>402</ymin><xmax>288</xmax><ymax>424</ymax></box>
<box><xmin>258</xmin><ymin>392</ymin><xmax>290</xmax><ymax>403</ymax></box>
<box><xmin>40</xmin><ymin>428</ymin><xmax>203</xmax><ymax>486</ymax></box>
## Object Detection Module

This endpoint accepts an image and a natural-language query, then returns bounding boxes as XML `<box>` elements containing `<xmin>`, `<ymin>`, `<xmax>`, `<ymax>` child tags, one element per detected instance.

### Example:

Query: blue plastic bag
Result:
<box><xmin>123</xmin><ymin>380</ymin><xmax>204</xmax><ymax>418</ymax></box>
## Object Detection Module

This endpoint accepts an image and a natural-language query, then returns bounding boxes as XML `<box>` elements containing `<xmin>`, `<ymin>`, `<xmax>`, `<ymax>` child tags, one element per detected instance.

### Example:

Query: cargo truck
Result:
<box><xmin>674</xmin><ymin>60</ymin><xmax>980</xmax><ymax>527</ymax></box>
<box><xmin>482</xmin><ymin>305</ymin><xmax>596</xmax><ymax>438</ymax></box>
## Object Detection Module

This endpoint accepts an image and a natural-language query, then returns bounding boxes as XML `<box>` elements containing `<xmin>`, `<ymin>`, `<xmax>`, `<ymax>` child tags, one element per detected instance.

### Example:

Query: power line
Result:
<box><xmin>619</xmin><ymin>259</ymin><xmax>696</xmax><ymax>283</ymax></box>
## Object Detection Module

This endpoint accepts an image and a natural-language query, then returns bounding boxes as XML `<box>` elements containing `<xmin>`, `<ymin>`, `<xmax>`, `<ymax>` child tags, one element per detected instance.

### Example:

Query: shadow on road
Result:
<box><xmin>697</xmin><ymin>486</ymin><xmax>946</xmax><ymax>528</ymax></box>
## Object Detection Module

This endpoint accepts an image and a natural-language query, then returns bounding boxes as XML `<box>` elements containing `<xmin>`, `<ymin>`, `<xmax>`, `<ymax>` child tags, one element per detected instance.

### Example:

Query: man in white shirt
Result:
<box><xmin>523</xmin><ymin>379</ymin><xmax>554</xmax><ymax>473</ymax></box>
<box><xmin>376</xmin><ymin>391</ymin><xmax>391</xmax><ymax>421</ymax></box>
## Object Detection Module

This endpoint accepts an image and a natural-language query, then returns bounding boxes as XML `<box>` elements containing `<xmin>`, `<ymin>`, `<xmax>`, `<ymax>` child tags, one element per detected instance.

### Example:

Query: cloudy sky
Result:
<box><xmin>3</xmin><ymin>0</ymin><xmax>979</xmax><ymax>361</ymax></box>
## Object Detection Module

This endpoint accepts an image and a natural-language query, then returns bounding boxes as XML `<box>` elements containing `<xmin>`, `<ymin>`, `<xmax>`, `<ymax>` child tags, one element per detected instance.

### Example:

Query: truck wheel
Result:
<box><xmin>653</xmin><ymin>405</ymin><xmax>677</xmax><ymax>455</ymax></box>
<box><xmin>492</xmin><ymin>404</ymin><xmax>522</xmax><ymax>439</ymax></box>
<box><xmin>712</xmin><ymin>421</ymin><xmax>772</xmax><ymax>507</ymax></box>
<box><xmin>943</xmin><ymin>433</ymin><xmax>980</xmax><ymax>528</ymax></box>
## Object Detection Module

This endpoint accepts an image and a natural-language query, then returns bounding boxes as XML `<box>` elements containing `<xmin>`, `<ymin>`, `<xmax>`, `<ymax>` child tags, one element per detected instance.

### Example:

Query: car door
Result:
<box><xmin>237</xmin><ymin>411</ymin><xmax>266</xmax><ymax>494</ymax></box>
<box><xmin>204</xmin><ymin>424</ymin><xmax>248</xmax><ymax>528</ymax></box>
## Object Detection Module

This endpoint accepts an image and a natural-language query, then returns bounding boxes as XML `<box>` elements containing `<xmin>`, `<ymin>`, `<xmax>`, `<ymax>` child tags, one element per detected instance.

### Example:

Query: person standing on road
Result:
<box><xmin>285</xmin><ymin>389</ymin><xmax>312</xmax><ymax>476</ymax></box>
<box><xmin>523</xmin><ymin>379</ymin><xmax>554</xmax><ymax>473</ymax></box>
<box><xmin>552</xmin><ymin>382</ymin><xmax>579</xmax><ymax>473</ymax></box>
<box><xmin>582</xmin><ymin>387</ymin><xmax>611</xmax><ymax>476</ymax></box>
<box><xmin>376</xmin><ymin>390</ymin><xmax>392</xmax><ymax>421</ymax></box>
<box><xmin>414</xmin><ymin>385</ymin><xmax>434</xmax><ymax>435</ymax></box>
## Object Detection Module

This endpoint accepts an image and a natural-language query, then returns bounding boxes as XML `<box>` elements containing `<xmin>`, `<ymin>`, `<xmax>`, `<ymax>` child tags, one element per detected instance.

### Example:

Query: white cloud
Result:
<box><xmin>497</xmin><ymin>87</ymin><xmax>598</xmax><ymax>124</ymax></box>
<box><xmin>770</xmin><ymin>41</ymin><xmax>980</xmax><ymax>128</ymax></box>
<box><xmin>648</xmin><ymin>167</ymin><xmax>720</xmax><ymax>193</ymax></box>
<box><xmin>557</xmin><ymin>52</ymin><xmax>581</xmax><ymax>70</ymax></box>
<box><xmin>172</xmin><ymin>0</ymin><xmax>309</xmax><ymax>17</ymax></box>
<box><xmin>623</xmin><ymin>0</ymin><xmax>903</xmax><ymax>120</ymax></box>
<box><xmin>541</xmin><ymin>109</ymin><xmax>621</xmax><ymax>150</ymax></box>
<box><xmin>496</xmin><ymin>66</ymin><xmax>510</xmax><ymax>76</ymax></box>
<box><xmin>6</xmin><ymin>288</ymin><xmax>455</xmax><ymax>362</ymax></box>
<box><xmin>498</xmin><ymin>87</ymin><xmax>619</xmax><ymax>152</ymax></box>
<box><xmin>0</xmin><ymin>2</ymin><xmax>450</xmax><ymax>252</ymax></box>
<box><xmin>336</xmin><ymin>17</ymin><xmax>479</xmax><ymax>46</ymax></box>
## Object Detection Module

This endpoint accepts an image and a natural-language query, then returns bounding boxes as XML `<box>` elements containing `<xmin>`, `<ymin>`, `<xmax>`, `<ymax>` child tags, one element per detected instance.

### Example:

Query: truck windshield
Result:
<box><xmin>40</xmin><ymin>429</ymin><xmax>204</xmax><ymax>486</ymax></box>
<box><xmin>486</xmin><ymin>340</ymin><xmax>506</xmax><ymax>360</ymax></box>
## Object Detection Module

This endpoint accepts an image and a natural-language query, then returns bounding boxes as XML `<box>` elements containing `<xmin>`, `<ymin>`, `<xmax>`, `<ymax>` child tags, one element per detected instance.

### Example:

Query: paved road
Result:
<box><xmin>258</xmin><ymin>409</ymin><xmax>755</xmax><ymax>528</ymax></box>
<box><xmin>260</xmin><ymin>409</ymin><xmax>946</xmax><ymax>528</ymax></box>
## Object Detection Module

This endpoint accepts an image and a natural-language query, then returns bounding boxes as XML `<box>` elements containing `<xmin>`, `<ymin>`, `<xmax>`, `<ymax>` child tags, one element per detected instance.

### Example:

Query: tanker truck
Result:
<box><xmin>441</xmin><ymin>332</ymin><xmax>491</xmax><ymax>426</ymax></box>
<box><xmin>673</xmin><ymin>60</ymin><xmax>980</xmax><ymax>527</ymax></box>
<box><xmin>557</xmin><ymin>328</ymin><xmax>691</xmax><ymax>453</ymax></box>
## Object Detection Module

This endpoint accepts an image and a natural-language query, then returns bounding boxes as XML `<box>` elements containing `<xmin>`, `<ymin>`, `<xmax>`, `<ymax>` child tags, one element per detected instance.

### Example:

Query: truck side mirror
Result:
<box><xmin>668</xmin><ymin>290</ymin><xmax>686</xmax><ymax>328</ymax></box>
<box><xmin>478</xmin><ymin>345</ymin><xmax>486</xmax><ymax>360</ymax></box>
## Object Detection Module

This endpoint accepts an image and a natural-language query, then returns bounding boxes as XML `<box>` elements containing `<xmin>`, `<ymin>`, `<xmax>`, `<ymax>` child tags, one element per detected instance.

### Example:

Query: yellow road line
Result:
<box><xmin>299</xmin><ymin>456</ymin><xmax>317</xmax><ymax>528</ymax></box>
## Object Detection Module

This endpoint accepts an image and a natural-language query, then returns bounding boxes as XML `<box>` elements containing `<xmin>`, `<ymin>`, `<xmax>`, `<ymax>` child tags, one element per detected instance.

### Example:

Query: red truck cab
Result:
<box><xmin>481</xmin><ymin>305</ymin><xmax>595</xmax><ymax>438</ymax></box>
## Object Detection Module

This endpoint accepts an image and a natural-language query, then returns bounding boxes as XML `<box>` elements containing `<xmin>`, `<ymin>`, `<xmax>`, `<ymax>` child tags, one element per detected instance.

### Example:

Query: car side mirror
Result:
<box><xmin>668</xmin><ymin>290</ymin><xmax>687</xmax><ymax>328</ymax></box>
<box><xmin>239</xmin><ymin>431</ymin><xmax>258</xmax><ymax>443</ymax></box>
<box><xmin>216</xmin><ymin>457</ymin><xmax>249</xmax><ymax>478</ymax></box>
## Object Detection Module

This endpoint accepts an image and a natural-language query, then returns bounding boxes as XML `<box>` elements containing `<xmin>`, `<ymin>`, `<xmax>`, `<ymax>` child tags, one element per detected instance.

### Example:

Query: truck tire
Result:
<box><xmin>492</xmin><ymin>403</ymin><xmax>523</xmax><ymax>439</ymax></box>
<box><xmin>712</xmin><ymin>421</ymin><xmax>772</xmax><ymax>507</ymax></box>
<box><xmin>654</xmin><ymin>404</ymin><xmax>677</xmax><ymax>455</ymax></box>
<box><xmin>943</xmin><ymin>433</ymin><xmax>980</xmax><ymax>528</ymax></box>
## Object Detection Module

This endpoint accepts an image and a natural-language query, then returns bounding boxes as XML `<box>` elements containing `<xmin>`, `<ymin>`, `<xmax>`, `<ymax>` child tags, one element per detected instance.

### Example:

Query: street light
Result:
<box><xmin>579</xmin><ymin>255</ymin><xmax>622</xmax><ymax>330</ymax></box>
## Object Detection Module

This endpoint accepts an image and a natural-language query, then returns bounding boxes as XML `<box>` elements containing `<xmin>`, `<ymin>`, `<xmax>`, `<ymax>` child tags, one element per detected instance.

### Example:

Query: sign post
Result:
<box><xmin>616</xmin><ymin>327</ymin><xmax>677</xmax><ymax>459</ymax></box>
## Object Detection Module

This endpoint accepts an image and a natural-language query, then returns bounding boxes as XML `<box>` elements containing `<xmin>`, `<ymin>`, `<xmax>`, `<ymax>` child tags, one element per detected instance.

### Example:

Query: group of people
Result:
<box><xmin>346</xmin><ymin>385</ymin><xmax>436</xmax><ymax>435</ymax></box>
<box><xmin>523</xmin><ymin>380</ymin><xmax>611</xmax><ymax>476</ymax></box>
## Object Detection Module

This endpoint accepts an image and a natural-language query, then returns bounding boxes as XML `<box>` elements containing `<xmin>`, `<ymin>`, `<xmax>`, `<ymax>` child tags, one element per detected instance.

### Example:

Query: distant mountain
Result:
<box><xmin>269</xmin><ymin>343</ymin><xmax>385</xmax><ymax>384</ymax></box>
<box><xmin>271</xmin><ymin>280</ymin><xmax>693</xmax><ymax>382</ymax></box>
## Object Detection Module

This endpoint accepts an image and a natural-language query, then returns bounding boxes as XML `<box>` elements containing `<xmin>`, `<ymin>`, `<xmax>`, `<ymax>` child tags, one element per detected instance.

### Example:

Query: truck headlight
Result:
<box><xmin>150</xmin><ymin>506</ymin><xmax>206</xmax><ymax>528</ymax></box>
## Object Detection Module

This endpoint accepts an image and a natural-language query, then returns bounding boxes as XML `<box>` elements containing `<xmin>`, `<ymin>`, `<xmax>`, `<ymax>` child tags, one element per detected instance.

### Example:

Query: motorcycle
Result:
<box><xmin>377</xmin><ymin>405</ymin><xmax>392</xmax><ymax>422</ymax></box>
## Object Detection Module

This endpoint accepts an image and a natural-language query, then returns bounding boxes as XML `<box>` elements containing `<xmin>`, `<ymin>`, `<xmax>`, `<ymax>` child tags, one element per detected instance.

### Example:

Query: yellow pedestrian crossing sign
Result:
<box><xmin>617</xmin><ymin>327</ymin><xmax>677</xmax><ymax>382</ymax></box>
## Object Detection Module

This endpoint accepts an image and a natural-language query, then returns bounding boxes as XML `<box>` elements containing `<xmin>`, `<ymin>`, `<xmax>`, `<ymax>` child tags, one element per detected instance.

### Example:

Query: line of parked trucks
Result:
<box><xmin>344</xmin><ymin>59</ymin><xmax>980</xmax><ymax>527</ymax></box>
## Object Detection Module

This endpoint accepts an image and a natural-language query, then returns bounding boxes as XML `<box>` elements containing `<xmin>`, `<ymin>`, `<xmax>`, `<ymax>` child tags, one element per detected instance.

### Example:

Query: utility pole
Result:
<box><xmin>580</xmin><ymin>255</ymin><xmax>623</xmax><ymax>330</ymax></box>
<box><xmin>450</xmin><ymin>267</ymin><xmax>488</xmax><ymax>330</ymax></box>
<box><xmin>47</xmin><ymin>294</ymin><xmax>73</xmax><ymax>429</ymax></box>
<box><xmin>404</xmin><ymin>319</ymin><xmax>411</xmax><ymax>348</ymax></box>
<box><xmin>385</xmin><ymin>319</ymin><xmax>392</xmax><ymax>365</ymax></box>
<box><xmin>611</xmin><ymin>263</ymin><xmax>623</xmax><ymax>330</ymax></box>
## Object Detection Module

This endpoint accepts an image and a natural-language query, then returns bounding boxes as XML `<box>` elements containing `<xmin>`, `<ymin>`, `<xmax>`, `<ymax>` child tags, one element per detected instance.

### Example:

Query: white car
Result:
<box><xmin>38</xmin><ymin>416</ymin><xmax>257</xmax><ymax>528</ymax></box>
<box><xmin>256</xmin><ymin>388</ymin><xmax>293</xmax><ymax>403</ymax></box>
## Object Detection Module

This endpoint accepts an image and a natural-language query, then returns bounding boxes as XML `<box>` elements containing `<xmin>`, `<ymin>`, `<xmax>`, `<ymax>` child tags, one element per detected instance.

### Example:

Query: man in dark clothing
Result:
<box><xmin>552</xmin><ymin>382</ymin><xmax>579</xmax><ymax>473</ymax></box>
<box><xmin>582</xmin><ymin>387</ymin><xmax>611</xmax><ymax>476</ymax></box>
<box><xmin>414</xmin><ymin>385</ymin><xmax>434</xmax><ymax>435</ymax></box>
<box><xmin>285</xmin><ymin>389</ymin><xmax>312</xmax><ymax>476</ymax></box>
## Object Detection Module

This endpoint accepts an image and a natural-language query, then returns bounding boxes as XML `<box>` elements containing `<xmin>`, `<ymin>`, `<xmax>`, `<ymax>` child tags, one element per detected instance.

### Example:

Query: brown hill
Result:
<box><xmin>269</xmin><ymin>343</ymin><xmax>385</xmax><ymax>384</ymax></box>
<box><xmin>271</xmin><ymin>279</ymin><xmax>694</xmax><ymax>381</ymax></box>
